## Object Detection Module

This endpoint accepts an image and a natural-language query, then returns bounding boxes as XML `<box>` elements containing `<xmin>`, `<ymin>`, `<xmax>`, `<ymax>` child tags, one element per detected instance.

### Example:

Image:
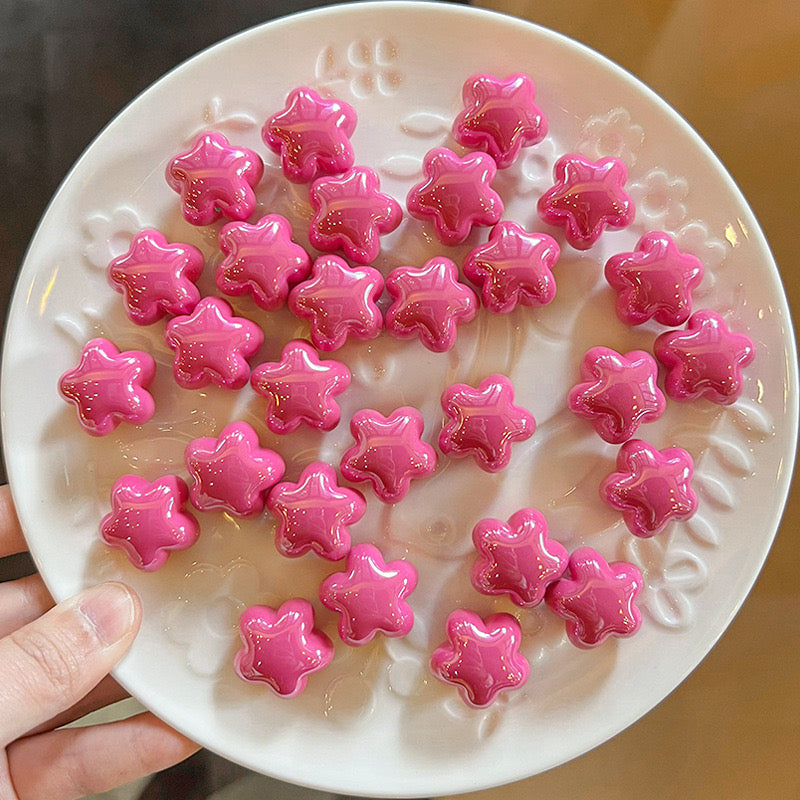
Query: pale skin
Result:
<box><xmin>0</xmin><ymin>486</ymin><xmax>199</xmax><ymax>799</ymax></box>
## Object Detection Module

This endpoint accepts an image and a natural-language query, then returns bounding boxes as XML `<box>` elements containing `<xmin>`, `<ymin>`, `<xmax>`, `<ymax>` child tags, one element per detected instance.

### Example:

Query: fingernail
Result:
<box><xmin>79</xmin><ymin>582</ymin><xmax>137</xmax><ymax>647</ymax></box>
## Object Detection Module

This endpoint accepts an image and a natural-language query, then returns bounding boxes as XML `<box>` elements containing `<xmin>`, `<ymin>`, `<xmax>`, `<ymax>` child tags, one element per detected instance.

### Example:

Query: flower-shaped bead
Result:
<box><xmin>568</xmin><ymin>347</ymin><xmax>666</xmax><ymax>444</ymax></box>
<box><xmin>471</xmin><ymin>508</ymin><xmax>568</xmax><ymax>607</ymax></box>
<box><xmin>107</xmin><ymin>229</ymin><xmax>203</xmax><ymax>325</ymax></box>
<box><xmin>59</xmin><ymin>338</ymin><xmax>155</xmax><ymax>436</ymax></box>
<box><xmin>599</xmin><ymin>439</ymin><xmax>698</xmax><ymax>537</ymax></box>
<box><xmin>99</xmin><ymin>475</ymin><xmax>199</xmax><ymax>571</ymax></box>
<box><xmin>267</xmin><ymin>462</ymin><xmax>365</xmax><ymax>561</ymax></box>
<box><xmin>309</xmin><ymin>166</ymin><xmax>402</xmax><ymax>264</ymax></box>
<box><xmin>546</xmin><ymin>547</ymin><xmax>643</xmax><ymax>648</ymax></box>
<box><xmin>385</xmin><ymin>257</ymin><xmax>477</xmax><ymax>352</ymax></box>
<box><xmin>165</xmin><ymin>297</ymin><xmax>264</xmax><ymax>390</ymax></box>
<box><xmin>463</xmin><ymin>222</ymin><xmax>559</xmax><ymax>313</ymax></box>
<box><xmin>439</xmin><ymin>375</ymin><xmax>535</xmax><ymax>472</ymax></box>
<box><xmin>538</xmin><ymin>153</ymin><xmax>634</xmax><ymax>250</ymax></box>
<box><xmin>166</xmin><ymin>132</ymin><xmax>263</xmax><ymax>226</ymax></box>
<box><xmin>430</xmin><ymin>609</ymin><xmax>529</xmax><ymax>708</ymax></box>
<box><xmin>319</xmin><ymin>544</ymin><xmax>417</xmax><ymax>646</ymax></box>
<box><xmin>453</xmin><ymin>73</ymin><xmax>547</xmax><ymax>169</ymax></box>
<box><xmin>654</xmin><ymin>310</ymin><xmax>755</xmax><ymax>404</ymax></box>
<box><xmin>185</xmin><ymin>422</ymin><xmax>285</xmax><ymax>516</ymax></box>
<box><xmin>251</xmin><ymin>340</ymin><xmax>351</xmax><ymax>434</ymax></box>
<box><xmin>605</xmin><ymin>231</ymin><xmax>704</xmax><ymax>326</ymax></box>
<box><xmin>340</xmin><ymin>407</ymin><xmax>438</xmax><ymax>504</ymax></box>
<box><xmin>234</xmin><ymin>600</ymin><xmax>334</xmax><ymax>697</ymax></box>
<box><xmin>263</xmin><ymin>86</ymin><xmax>357</xmax><ymax>183</ymax></box>
<box><xmin>288</xmin><ymin>255</ymin><xmax>384</xmax><ymax>351</ymax></box>
<box><xmin>406</xmin><ymin>147</ymin><xmax>503</xmax><ymax>245</ymax></box>
<box><xmin>216</xmin><ymin>215</ymin><xmax>311</xmax><ymax>311</ymax></box>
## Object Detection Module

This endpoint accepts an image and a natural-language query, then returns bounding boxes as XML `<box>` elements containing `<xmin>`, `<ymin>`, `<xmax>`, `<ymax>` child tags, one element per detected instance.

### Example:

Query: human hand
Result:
<box><xmin>0</xmin><ymin>485</ymin><xmax>199</xmax><ymax>799</ymax></box>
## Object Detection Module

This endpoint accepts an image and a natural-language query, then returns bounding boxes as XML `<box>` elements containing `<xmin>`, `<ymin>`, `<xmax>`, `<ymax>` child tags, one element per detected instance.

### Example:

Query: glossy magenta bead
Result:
<box><xmin>309</xmin><ymin>166</ymin><xmax>402</xmax><ymax>264</ymax></box>
<box><xmin>319</xmin><ymin>543</ymin><xmax>417</xmax><ymax>646</ymax></box>
<box><xmin>463</xmin><ymin>221</ymin><xmax>559</xmax><ymax>313</ymax></box>
<box><xmin>406</xmin><ymin>147</ymin><xmax>503</xmax><ymax>245</ymax></box>
<box><xmin>471</xmin><ymin>508</ymin><xmax>568</xmax><ymax>607</ymax></box>
<box><xmin>250</xmin><ymin>340</ymin><xmax>351</xmax><ymax>435</ymax></box>
<box><xmin>430</xmin><ymin>609</ymin><xmax>529</xmax><ymax>708</ymax></box>
<box><xmin>234</xmin><ymin>599</ymin><xmax>334</xmax><ymax>697</ymax></box>
<box><xmin>545</xmin><ymin>547</ymin><xmax>643</xmax><ymax>648</ymax></box>
<box><xmin>107</xmin><ymin>229</ymin><xmax>203</xmax><ymax>325</ymax></box>
<box><xmin>452</xmin><ymin>72</ymin><xmax>547</xmax><ymax>169</ymax></box>
<box><xmin>605</xmin><ymin>231</ymin><xmax>704</xmax><ymax>326</ymax></box>
<box><xmin>59</xmin><ymin>338</ymin><xmax>155</xmax><ymax>436</ymax></box>
<box><xmin>99</xmin><ymin>474</ymin><xmax>199</xmax><ymax>571</ymax></box>
<box><xmin>267</xmin><ymin>461</ymin><xmax>365</xmax><ymax>561</ymax></box>
<box><xmin>439</xmin><ymin>374</ymin><xmax>535</xmax><ymax>472</ymax></box>
<box><xmin>538</xmin><ymin>153</ymin><xmax>634</xmax><ymax>250</ymax></box>
<box><xmin>288</xmin><ymin>255</ymin><xmax>384</xmax><ymax>351</ymax></box>
<box><xmin>385</xmin><ymin>257</ymin><xmax>477</xmax><ymax>352</ymax></box>
<box><xmin>184</xmin><ymin>421</ymin><xmax>285</xmax><ymax>516</ymax></box>
<box><xmin>654</xmin><ymin>310</ymin><xmax>755</xmax><ymax>404</ymax></box>
<box><xmin>599</xmin><ymin>438</ymin><xmax>698</xmax><ymax>537</ymax></box>
<box><xmin>216</xmin><ymin>215</ymin><xmax>311</xmax><ymax>311</ymax></box>
<box><xmin>340</xmin><ymin>407</ymin><xmax>438</xmax><ymax>504</ymax></box>
<box><xmin>165</xmin><ymin>297</ymin><xmax>264</xmax><ymax>390</ymax></box>
<box><xmin>166</xmin><ymin>131</ymin><xmax>263</xmax><ymax>226</ymax></box>
<box><xmin>262</xmin><ymin>86</ymin><xmax>357</xmax><ymax>184</ymax></box>
<box><xmin>568</xmin><ymin>347</ymin><xmax>666</xmax><ymax>444</ymax></box>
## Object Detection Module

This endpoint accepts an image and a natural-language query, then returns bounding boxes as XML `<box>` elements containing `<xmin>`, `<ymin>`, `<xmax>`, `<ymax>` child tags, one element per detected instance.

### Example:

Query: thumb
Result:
<box><xmin>0</xmin><ymin>581</ymin><xmax>141</xmax><ymax>745</ymax></box>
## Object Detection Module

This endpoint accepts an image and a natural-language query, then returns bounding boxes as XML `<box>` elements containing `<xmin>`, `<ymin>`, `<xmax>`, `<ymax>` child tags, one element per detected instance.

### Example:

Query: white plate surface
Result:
<box><xmin>2</xmin><ymin>3</ymin><xmax>797</xmax><ymax>797</ymax></box>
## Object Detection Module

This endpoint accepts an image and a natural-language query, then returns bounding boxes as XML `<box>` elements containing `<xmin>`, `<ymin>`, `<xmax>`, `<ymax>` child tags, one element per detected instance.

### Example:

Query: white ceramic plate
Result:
<box><xmin>2</xmin><ymin>2</ymin><xmax>797</xmax><ymax>796</ymax></box>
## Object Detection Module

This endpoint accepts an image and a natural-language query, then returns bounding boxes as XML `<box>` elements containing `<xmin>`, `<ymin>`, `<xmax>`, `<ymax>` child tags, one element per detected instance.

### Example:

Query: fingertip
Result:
<box><xmin>78</xmin><ymin>581</ymin><xmax>141</xmax><ymax>649</ymax></box>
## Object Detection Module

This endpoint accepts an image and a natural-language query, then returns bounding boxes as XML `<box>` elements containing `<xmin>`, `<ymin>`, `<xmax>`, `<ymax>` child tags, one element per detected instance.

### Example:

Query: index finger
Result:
<box><xmin>0</xmin><ymin>485</ymin><xmax>26</xmax><ymax>558</ymax></box>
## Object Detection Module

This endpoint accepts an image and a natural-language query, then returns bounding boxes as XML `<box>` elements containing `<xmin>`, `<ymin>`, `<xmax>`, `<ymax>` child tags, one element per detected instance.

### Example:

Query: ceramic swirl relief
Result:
<box><xmin>58</xmin><ymin>33</ymin><xmax>773</xmax><ymax>742</ymax></box>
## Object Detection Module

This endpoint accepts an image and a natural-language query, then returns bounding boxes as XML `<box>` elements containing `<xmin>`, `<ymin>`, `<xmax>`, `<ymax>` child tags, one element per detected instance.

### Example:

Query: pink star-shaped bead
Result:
<box><xmin>234</xmin><ymin>599</ymin><xmax>334</xmax><ymax>697</ymax></box>
<box><xmin>439</xmin><ymin>374</ymin><xmax>535</xmax><ymax>472</ymax></box>
<box><xmin>165</xmin><ymin>297</ymin><xmax>264</xmax><ymax>390</ymax></box>
<box><xmin>430</xmin><ymin>609</ymin><xmax>529</xmax><ymax>708</ymax></box>
<box><xmin>107</xmin><ymin>229</ymin><xmax>204</xmax><ymax>325</ymax></box>
<box><xmin>463</xmin><ymin>222</ymin><xmax>560</xmax><ymax>314</ymax></box>
<box><xmin>166</xmin><ymin>132</ymin><xmax>263</xmax><ymax>226</ymax></box>
<box><xmin>288</xmin><ymin>255</ymin><xmax>384</xmax><ymax>351</ymax></box>
<box><xmin>385</xmin><ymin>257</ymin><xmax>477</xmax><ymax>353</ymax></box>
<box><xmin>538</xmin><ymin>153</ymin><xmax>635</xmax><ymax>250</ymax></box>
<box><xmin>568</xmin><ymin>347</ymin><xmax>666</xmax><ymax>444</ymax></box>
<box><xmin>654</xmin><ymin>310</ymin><xmax>755</xmax><ymax>404</ymax></box>
<box><xmin>453</xmin><ymin>72</ymin><xmax>548</xmax><ymax>169</ymax></box>
<box><xmin>267</xmin><ymin>462</ymin><xmax>365</xmax><ymax>561</ymax></box>
<box><xmin>99</xmin><ymin>474</ymin><xmax>199</xmax><ymax>571</ymax></box>
<box><xmin>471</xmin><ymin>508</ymin><xmax>568</xmax><ymax>607</ymax></box>
<box><xmin>605</xmin><ymin>231</ymin><xmax>704</xmax><ymax>326</ymax></box>
<box><xmin>599</xmin><ymin>439</ymin><xmax>698</xmax><ymax>537</ymax></box>
<box><xmin>406</xmin><ymin>147</ymin><xmax>503</xmax><ymax>245</ymax></box>
<box><xmin>250</xmin><ymin>340</ymin><xmax>351</xmax><ymax>434</ymax></box>
<box><xmin>340</xmin><ymin>407</ymin><xmax>438</xmax><ymax>504</ymax></box>
<box><xmin>309</xmin><ymin>166</ymin><xmax>403</xmax><ymax>264</ymax></box>
<box><xmin>262</xmin><ymin>86</ymin><xmax>357</xmax><ymax>184</ymax></box>
<box><xmin>216</xmin><ymin>214</ymin><xmax>311</xmax><ymax>311</ymax></box>
<box><xmin>546</xmin><ymin>547</ymin><xmax>643</xmax><ymax>648</ymax></box>
<box><xmin>319</xmin><ymin>543</ymin><xmax>417</xmax><ymax>646</ymax></box>
<box><xmin>184</xmin><ymin>421</ymin><xmax>285</xmax><ymax>517</ymax></box>
<box><xmin>59</xmin><ymin>338</ymin><xmax>155</xmax><ymax>436</ymax></box>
